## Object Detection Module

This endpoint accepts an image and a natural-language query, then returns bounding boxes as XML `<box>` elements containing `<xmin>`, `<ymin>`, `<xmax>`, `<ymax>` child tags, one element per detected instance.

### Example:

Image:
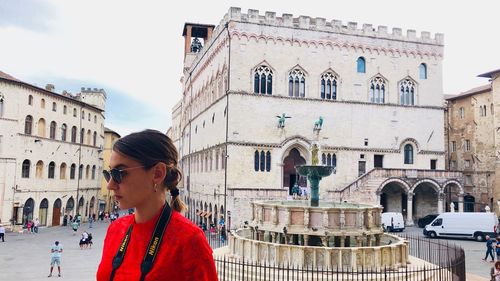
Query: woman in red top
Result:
<box><xmin>97</xmin><ymin>129</ymin><xmax>218</xmax><ymax>281</ymax></box>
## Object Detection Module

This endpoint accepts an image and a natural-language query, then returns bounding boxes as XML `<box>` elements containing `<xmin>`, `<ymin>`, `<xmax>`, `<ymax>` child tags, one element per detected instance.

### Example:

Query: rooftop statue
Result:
<box><xmin>190</xmin><ymin>37</ymin><xmax>203</xmax><ymax>53</ymax></box>
<box><xmin>314</xmin><ymin>116</ymin><xmax>323</xmax><ymax>130</ymax></box>
<box><xmin>276</xmin><ymin>113</ymin><xmax>291</xmax><ymax>128</ymax></box>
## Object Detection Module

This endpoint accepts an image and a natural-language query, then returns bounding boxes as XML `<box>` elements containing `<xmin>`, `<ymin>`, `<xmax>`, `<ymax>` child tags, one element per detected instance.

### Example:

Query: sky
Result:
<box><xmin>0</xmin><ymin>0</ymin><xmax>499</xmax><ymax>136</ymax></box>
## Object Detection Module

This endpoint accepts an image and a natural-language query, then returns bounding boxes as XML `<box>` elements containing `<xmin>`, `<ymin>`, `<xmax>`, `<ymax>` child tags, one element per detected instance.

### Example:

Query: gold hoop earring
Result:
<box><xmin>153</xmin><ymin>184</ymin><xmax>158</xmax><ymax>192</ymax></box>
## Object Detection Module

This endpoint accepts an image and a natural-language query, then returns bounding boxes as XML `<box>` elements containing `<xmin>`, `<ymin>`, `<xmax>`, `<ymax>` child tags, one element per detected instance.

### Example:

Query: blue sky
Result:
<box><xmin>1</xmin><ymin>0</ymin><xmax>499</xmax><ymax>136</ymax></box>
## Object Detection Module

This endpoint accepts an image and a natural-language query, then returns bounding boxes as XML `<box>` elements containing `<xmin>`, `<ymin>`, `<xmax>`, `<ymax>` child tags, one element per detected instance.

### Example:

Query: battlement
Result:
<box><xmin>80</xmin><ymin>87</ymin><xmax>107</xmax><ymax>98</ymax></box>
<box><xmin>225</xmin><ymin>7</ymin><xmax>444</xmax><ymax>45</ymax></box>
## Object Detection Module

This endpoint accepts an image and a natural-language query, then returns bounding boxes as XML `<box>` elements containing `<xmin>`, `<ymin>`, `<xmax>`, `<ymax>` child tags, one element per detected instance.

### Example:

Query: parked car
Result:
<box><xmin>417</xmin><ymin>214</ymin><xmax>438</xmax><ymax>228</ymax></box>
<box><xmin>423</xmin><ymin>212</ymin><xmax>496</xmax><ymax>241</ymax></box>
<box><xmin>381</xmin><ymin>212</ymin><xmax>405</xmax><ymax>232</ymax></box>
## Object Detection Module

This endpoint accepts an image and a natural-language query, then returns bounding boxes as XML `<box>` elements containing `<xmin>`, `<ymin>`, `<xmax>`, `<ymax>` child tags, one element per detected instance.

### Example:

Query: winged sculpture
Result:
<box><xmin>276</xmin><ymin>113</ymin><xmax>291</xmax><ymax>128</ymax></box>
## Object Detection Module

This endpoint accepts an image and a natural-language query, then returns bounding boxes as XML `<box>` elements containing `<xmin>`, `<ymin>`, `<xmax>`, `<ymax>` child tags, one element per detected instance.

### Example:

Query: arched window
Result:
<box><xmin>332</xmin><ymin>154</ymin><xmax>337</xmax><ymax>168</ymax></box>
<box><xmin>404</xmin><ymin>144</ymin><xmax>414</xmax><ymax>164</ymax></box>
<box><xmin>322</xmin><ymin>153</ymin><xmax>326</xmax><ymax>165</ymax></box>
<box><xmin>48</xmin><ymin>162</ymin><xmax>55</xmax><ymax>179</ymax></box>
<box><xmin>288</xmin><ymin>69</ymin><xmax>306</xmax><ymax>97</ymax></box>
<box><xmin>24</xmin><ymin>115</ymin><xmax>33</xmax><ymax>135</ymax></box>
<box><xmin>260</xmin><ymin>151</ymin><xmax>265</xmax><ymax>171</ymax></box>
<box><xmin>37</xmin><ymin>118</ymin><xmax>46</xmax><ymax>137</ymax></box>
<box><xmin>28</xmin><ymin>95</ymin><xmax>33</xmax><ymax>105</ymax></box>
<box><xmin>369</xmin><ymin>76</ymin><xmax>386</xmax><ymax>104</ymax></box>
<box><xmin>22</xmin><ymin>159</ymin><xmax>30</xmax><ymax>178</ymax></box>
<box><xmin>80</xmin><ymin>128</ymin><xmax>85</xmax><ymax>143</ymax></box>
<box><xmin>0</xmin><ymin>93</ymin><xmax>4</xmax><ymax>118</ymax></box>
<box><xmin>86</xmin><ymin>165</ymin><xmax>90</xmax><ymax>179</ymax></box>
<box><xmin>49</xmin><ymin>121</ymin><xmax>57</xmax><ymax>139</ymax></box>
<box><xmin>70</xmin><ymin>164</ymin><xmax>76</xmax><ymax>179</ymax></box>
<box><xmin>94</xmin><ymin>115</ymin><xmax>97</xmax><ymax>123</ymax></box>
<box><xmin>60</xmin><ymin>163</ymin><xmax>67</xmax><ymax>179</ymax></box>
<box><xmin>61</xmin><ymin>124</ymin><xmax>67</xmax><ymax>141</ymax></box>
<box><xmin>320</xmin><ymin>72</ymin><xmax>338</xmax><ymax>100</ymax></box>
<box><xmin>92</xmin><ymin>165</ymin><xmax>96</xmax><ymax>180</ymax></box>
<box><xmin>73</xmin><ymin>108</ymin><xmax>77</xmax><ymax>117</ymax></box>
<box><xmin>254</xmin><ymin>65</ymin><xmax>273</xmax><ymax>95</ymax></box>
<box><xmin>81</xmin><ymin>110</ymin><xmax>85</xmax><ymax>120</ymax></box>
<box><xmin>419</xmin><ymin>63</ymin><xmax>427</xmax><ymax>79</ymax></box>
<box><xmin>265</xmin><ymin>151</ymin><xmax>271</xmax><ymax>172</ymax></box>
<box><xmin>399</xmin><ymin>79</ymin><xmax>416</xmax><ymax>105</ymax></box>
<box><xmin>86</xmin><ymin>129</ymin><xmax>91</xmax><ymax>144</ymax></box>
<box><xmin>40</xmin><ymin>98</ymin><xmax>45</xmax><ymax>109</ymax></box>
<box><xmin>93</xmin><ymin>131</ymin><xmax>97</xmax><ymax>146</ymax></box>
<box><xmin>357</xmin><ymin>57</ymin><xmax>366</xmax><ymax>73</ymax></box>
<box><xmin>52</xmin><ymin>102</ymin><xmax>57</xmax><ymax>112</ymax></box>
<box><xmin>63</xmin><ymin>105</ymin><xmax>67</xmax><ymax>114</ymax></box>
<box><xmin>36</xmin><ymin>160</ymin><xmax>44</xmax><ymax>178</ymax></box>
<box><xmin>88</xmin><ymin>113</ymin><xmax>91</xmax><ymax>121</ymax></box>
<box><xmin>78</xmin><ymin>164</ymin><xmax>83</xmax><ymax>179</ymax></box>
<box><xmin>71</xmin><ymin>126</ymin><xmax>77</xmax><ymax>142</ymax></box>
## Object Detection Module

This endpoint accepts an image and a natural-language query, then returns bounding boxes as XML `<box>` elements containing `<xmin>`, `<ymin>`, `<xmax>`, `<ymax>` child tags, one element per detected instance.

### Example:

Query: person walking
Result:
<box><xmin>88</xmin><ymin>215</ymin><xmax>93</xmax><ymax>228</ymax></box>
<box><xmin>48</xmin><ymin>241</ymin><xmax>63</xmax><ymax>277</ymax></box>
<box><xmin>484</xmin><ymin>235</ymin><xmax>495</xmax><ymax>262</ymax></box>
<box><xmin>96</xmin><ymin>129</ymin><xmax>217</xmax><ymax>281</ymax></box>
<box><xmin>34</xmin><ymin>218</ymin><xmax>40</xmax><ymax>233</ymax></box>
<box><xmin>0</xmin><ymin>224</ymin><xmax>5</xmax><ymax>242</ymax></box>
<box><xmin>71</xmin><ymin>220</ymin><xmax>79</xmax><ymax>235</ymax></box>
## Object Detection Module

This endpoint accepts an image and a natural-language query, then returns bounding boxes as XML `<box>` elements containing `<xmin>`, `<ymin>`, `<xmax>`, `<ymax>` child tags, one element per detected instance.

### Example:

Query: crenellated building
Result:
<box><xmin>0</xmin><ymin>70</ymin><xmax>106</xmax><ymax>228</ymax></box>
<box><xmin>170</xmin><ymin>7</ymin><xmax>463</xmax><ymax>228</ymax></box>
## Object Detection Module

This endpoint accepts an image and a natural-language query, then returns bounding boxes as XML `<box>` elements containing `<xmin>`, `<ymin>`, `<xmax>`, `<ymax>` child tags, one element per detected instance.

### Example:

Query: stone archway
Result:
<box><xmin>283</xmin><ymin>148</ymin><xmax>306</xmax><ymax>195</ymax></box>
<box><xmin>39</xmin><ymin>198</ymin><xmax>49</xmax><ymax>226</ymax></box>
<box><xmin>378</xmin><ymin>179</ymin><xmax>410</xmax><ymax>214</ymax></box>
<box><xmin>66</xmin><ymin>197</ymin><xmax>74</xmax><ymax>215</ymax></box>
<box><xmin>411</xmin><ymin>179</ymin><xmax>440</xmax><ymax>220</ymax></box>
<box><xmin>77</xmin><ymin>196</ymin><xmax>84</xmax><ymax>216</ymax></box>
<box><xmin>442</xmin><ymin>180</ymin><xmax>463</xmax><ymax>212</ymax></box>
<box><xmin>52</xmin><ymin>198</ymin><xmax>62</xmax><ymax>226</ymax></box>
<box><xmin>23</xmin><ymin>198</ymin><xmax>35</xmax><ymax>225</ymax></box>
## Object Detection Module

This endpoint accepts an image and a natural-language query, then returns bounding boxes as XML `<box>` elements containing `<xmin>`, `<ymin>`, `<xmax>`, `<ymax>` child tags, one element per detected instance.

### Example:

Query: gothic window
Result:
<box><xmin>327</xmin><ymin>154</ymin><xmax>332</xmax><ymax>166</ymax></box>
<box><xmin>71</xmin><ymin>126</ymin><xmax>77</xmax><ymax>142</ymax></box>
<box><xmin>28</xmin><ymin>95</ymin><xmax>33</xmax><ymax>105</ymax></box>
<box><xmin>37</xmin><ymin>118</ymin><xmax>46</xmax><ymax>137</ymax></box>
<box><xmin>320</xmin><ymin>72</ymin><xmax>338</xmax><ymax>100</ymax></box>
<box><xmin>399</xmin><ymin>79</ymin><xmax>416</xmax><ymax>105</ymax></box>
<box><xmin>260</xmin><ymin>151</ymin><xmax>265</xmax><ymax>172</ymax></box>
<box><xmin>459</xmin><ymin>107</ymin><xmax>465</xmax><ymax>119</ymax></box>
<box><xmin>49</xmin><ymin>121</ymin><xmax>56</xmax><ymax>139</ymax></box>
<box><xmin>81</xmin><ymin>110</ymin><xmax>85</xmax><ymax>120</ymax></box>
<box><xmin>22</xmin><ymin>159</ymin><xmax>30</xmax><ymax>178</ymax></box>
<box><xmin>52</xmin><ymin>102</ymin><xmax>57</xmax><ymax>112</ymax></box>
<box><xmin>79</xmin><ymin>164</ymin><xmax>83</xmax><ymax>179</ymax></box>
<box><xmin>24</xmin><ymin>115</ymin><xmax>33</xmax><ymax>135</ymax></box>
<box><xmin>369</xmin><ymin>76</ymin><xmax>386</xmax><ymax>104</ymax></box>
<box><xmin>215</xmin><ymin>151</ymin><xmax>219</xmax><ymax>170</ymax></box>
<box><xmin>87</xmin><ymin>129</ymin><xmax>91</xmax><ymax>144</ymax></box>
<box><xmin>63</xmin><ymin>105</ymin><xmax>67</xmax><ymax>114</ymax></box>
<box><xmin>61</xmin><ymin>124</ymin><xmax>67</xmax><ymax>141</ymax></box>
<box><xmin>88</xmin><ymin>113</ymin><xmax>91</xmax><ymax>121</ymax></box>
<box><xmin>86</xmin><ymin>165</ymin><xmax>90</xmax><ymax>179</ymax></box>
<box><xmin>419</xmin><ymin>63</ymin><xmax>427</xmax><ymax>79</ymax></box>
<box><xmin>80</xmin><ymin>128</ymin><xmax>85</xmax><ymax>144</ymax></box>
<box><xmin>92</xmin><ymin>165</ymin><xmax>96</xmax><ymax>180</ymax></box>
<box><xmin>266</xmin><ymin>151</ymin><xmax>271</xmax><ymax>172</ymax></box>
<box><xmin>93</xmin><ymin>131</ymin><xmax>97</xmax><ymax>146</ymax></box>
<box><xmin>94</xmin><ymin>115</ymin><xmax>97</xmax><ymax>123</ymax></box>
<box><xmin>73</xmin><ymin>108</ymin><xmax>77</xmax><ymax>117</ymax></box>
<box><xmin>36</xmin><ymin>160</ymin><xmax>44</xmax><ymax>178</ymax></box>
<box><xmin>254</xmin><ymin>65</ymin><xmax>273</xmax><ymax>95</ymax></box>
<box><xmin>404</xmin><ymin>144</ymin><xmax>414</xmax><ymax>164</ymax></box>
<box><xmin>357</xmin><ymin>57</ymin><xmax>366</xmax><ymax>73</ymax></box>
<box><xmin>288</xmin><ymin>69</ymin><xmax>306</xmax><ymax>97</ymax></box>
<box><xmin>70</xmin><ymin>164</ymin><xmax>76</xmax><ymax>179</ymax></box>
<box><xmin>254</xmin><ymin>150</ymin><xmax>271</xmax><ymax>172</ymax></box>
<box><xmin>60</xmin><ymin>163</ymin><xmax>67</xmax><ymax>179</ymax></box>
<box><xmin>41</xmin><ymin>98</ymin><xmax>45</xmax><ymax>109</ymax></box>
<box><xmin>48</xmin><ymin>162</ymin><xmax>55</xmax><ymax>179</ymax></box>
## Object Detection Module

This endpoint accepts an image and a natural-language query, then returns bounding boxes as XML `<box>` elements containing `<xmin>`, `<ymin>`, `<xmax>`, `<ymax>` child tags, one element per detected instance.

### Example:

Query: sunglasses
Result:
<box><xmin>102</xmin><ymin>166</ymin><xmax>144</xmax><ymax>184</ymax></box>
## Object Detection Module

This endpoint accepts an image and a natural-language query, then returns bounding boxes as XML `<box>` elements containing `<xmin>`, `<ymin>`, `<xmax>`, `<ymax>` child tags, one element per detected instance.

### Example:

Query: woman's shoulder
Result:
<box><xmin>169</xmin><ymin>212</ymin><xmax>203</xmax><ymax>237</ymax></box>
<box><xmin>108</xmin><ymin>214</ymin><xmax>134</xmax><ymax>231</ymax></box>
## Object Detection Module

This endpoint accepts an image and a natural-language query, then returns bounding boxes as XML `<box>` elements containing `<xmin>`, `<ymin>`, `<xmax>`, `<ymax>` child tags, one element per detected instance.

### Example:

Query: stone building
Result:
<box><xmin>445</xmin><ymin>68</ymin><xmax>500</xmax><ymax>214</ymax></box>
<box><xmin>0</xmin><ymin>70</ymin><xmax>106</xmax><ymax>227</ymax></box>
<box><xmin>170</xmin><ymin>7</ymin><xmax>463</xmax><ymax>228</ymax></box>
<box><xmin>98</xmin><ymin>127</ymin><xmax>121</xmax><ymax>213</ymax></box>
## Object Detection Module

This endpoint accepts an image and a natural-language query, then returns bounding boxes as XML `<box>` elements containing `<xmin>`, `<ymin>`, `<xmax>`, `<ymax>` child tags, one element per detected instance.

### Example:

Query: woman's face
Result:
<box><xmin>107</xmin><ymin>150</ymin><xmax>156</xmax><ymax>210</ymax></box>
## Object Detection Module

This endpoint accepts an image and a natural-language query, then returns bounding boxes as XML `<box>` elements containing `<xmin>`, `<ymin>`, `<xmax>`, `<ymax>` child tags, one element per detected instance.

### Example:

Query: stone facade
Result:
<box><xmin>0</xmin><ymin>71</ymin><xmax>106</xmax><ymax>227</ymax></box>
<box><xmin>445</xmin><ymin>84</ymin><xmax>495</xmax><ymax>212</ymax></box>
<box><xmin>172</xmin><ymin>7</ymin><xmax>449</xmax><ymax>228</ymax></box>
<box><xmin>98</xmin><ymin>127</ymin><xmax>121</xmax><ymax>213</ymax></box>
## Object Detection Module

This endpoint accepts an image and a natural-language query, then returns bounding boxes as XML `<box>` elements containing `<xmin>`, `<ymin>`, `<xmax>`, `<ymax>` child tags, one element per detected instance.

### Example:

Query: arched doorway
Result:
<box><xmin>89</xmin><ymin>197</ymin><xmax>95</xmax><ymax>217</ymax></box>
<box><xmin>443</xmin><ymin>183</ymin><xmax>461</xmax><ymax>212</ymax></box>
<box><xmin>283</xmin><ymin>148</ymin><xmax>306</xmax><ymax>195</ymax></box>
<box><xmin>78</xmin><ymin>197</ymin><xmax>84</xmax><ymax>215</ymax></box>
<box><xmin>412</xmin><ymin>181</ymin><xmax>439</xmax><ymax>219</ymax></box>
<box><xmin>52</xmin><ymin>199</ymin><xmax>62</xmax><ymax>226</ymax></box>
<box><xmin>39</xmin><ymin>198</ymin><xmax>49</xmax><ymax>226</ymax></box>
<box><xmin>464</xmin><ymin>194</ymin><xmax>475</xmax><ymax>212</ymax></box>
<box><xmin>23</xmin><ymin>198</ymin><xmax>35</xmax><ymax>225</ymax></box>
<box><xmin>66</xmin><ymin>197</ymin><xmax>74</xmax><ymax>215</ymax></box>
<box><xmin>379</xmin><ymin>181</ymin><xmax>407</xmax><ymax>215</ymax></box>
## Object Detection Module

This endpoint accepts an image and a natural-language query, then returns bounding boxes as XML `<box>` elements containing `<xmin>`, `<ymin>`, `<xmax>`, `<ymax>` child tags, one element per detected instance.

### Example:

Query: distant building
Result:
<box><xmin>445</xmin><ymin>69</ymin><xmax>500</xmax><ymax>214</ymax></box>
<box><xmin>98</xmin><ymin>127</ymin><xmax>121</xmax><ymax>213</ymax></box>
<box><xmin>0</xmin><ymin>70</ymin><xmax>106</xmax><ymax>227</ymax></box>
<box><xmin>170</xmin><ymin>8</ymin><xmax>462</xmax><ymax>228</ymax></box>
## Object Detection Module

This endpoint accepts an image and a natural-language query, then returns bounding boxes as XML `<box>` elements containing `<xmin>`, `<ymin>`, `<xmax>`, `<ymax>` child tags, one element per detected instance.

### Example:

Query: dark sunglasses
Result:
<box><xmin>102</xmin><ymin>166</ymin><xmax>144</xmax><ymax>184</ymax></box>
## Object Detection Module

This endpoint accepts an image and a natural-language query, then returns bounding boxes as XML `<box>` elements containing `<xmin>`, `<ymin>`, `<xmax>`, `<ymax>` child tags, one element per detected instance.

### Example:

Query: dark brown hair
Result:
<box><xmin>113</xmin><ymin>129</ymin><xmax>186</xmax><ymax>212</ymax></box>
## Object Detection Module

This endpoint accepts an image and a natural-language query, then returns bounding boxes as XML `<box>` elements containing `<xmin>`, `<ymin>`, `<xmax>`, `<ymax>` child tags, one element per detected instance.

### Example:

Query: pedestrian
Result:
<box><xmin>220</xmin><ymin>225</ymin><xmax>227</xmax><ymax>244</ymax></box>
<box><xmin>96</xmin><ymin>129</ymin><xmax>217</xmax><ymax>281</ymax></box>
<box><xmin>34</xmin><ymin>218</ymin><xmax>40</xmax><ymax>233</ymax></box>
<box><xmin>27</xmin><ymin>220</ymin><xmax>32</xmax><ymax>234</ymax></box>
<box><xmin>491</xmin><ymin>261</ymin><xmax>500</xmax><ymax>281</ymax></box>
<box><xmin>71</xmin><ymin>220</ymin><xmax>79</xmax><ymax>235</ymax></box>
<box><xmin>88</xmin><ymin>215</ymin><xmax>93</xmax><ymax>228</ymax></box>
<box><xmin>0</xmin><ymin>224</ymin><xmax>5</xmax><ymax>242</ymax></box>
<box><xmin>48</xmin><ymin>241</ymin><xmax>63</xmax><ymax>277</ymax></box>
<box><xmin>484</xmin><ymin>235</ymin><xmax>495</xmax><ymax>262</ymax></box>
<box><xmin>79</xmin><ymin>231</ymin><xmax>89</xmax><ymax>249</ymax></box>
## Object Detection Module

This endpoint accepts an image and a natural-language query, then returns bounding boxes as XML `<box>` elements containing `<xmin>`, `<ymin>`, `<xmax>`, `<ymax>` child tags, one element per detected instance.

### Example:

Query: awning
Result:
<box><xmin>196</xmin><ymin>210</ymin><xmax>202</xmax><ymax>216</ymax></box>
<box><xmin>204</xmin><ymin>212</ymin><xmax>212</xmax><ymax>218</ymax></box>
<box><xmin>199</xmin><ymin>211</ymin><xmax>206</xmax><ymax>217</ymax></box>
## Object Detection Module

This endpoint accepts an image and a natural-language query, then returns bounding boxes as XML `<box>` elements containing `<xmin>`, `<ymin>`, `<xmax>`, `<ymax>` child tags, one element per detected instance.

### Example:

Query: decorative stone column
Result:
<box><xmin>458</xmin><ymin>194</ymin><xmax>464</xmax><ymax>212</ymax></box>
<box><xmin>437</xmin><ymin>192</ymin><xmax>444</xmax><ymax>214</ymax></box>
<box><xmin>406</xmin><ymin>192</ymin><xmax>414</xmax><ymax>226</ymax></box>
<box><xmin>304</xmin><ymin>234</ymin><xmax>309</xmax><ymax>246</ymax></box>
<box><xmin>304</xmin><ymin>208</ymin><xmax>310</xmax><ymax>230</ymax></box>
<box><xmin>271</xmin><ymin>206</ymin><xmax>278</xmax><ymax>225</ymax></box>
<box><xmin>270</xmin><ymin>232</ymin><xmax>276</xmax><ymax>243</ymax></box>
<box><xmin>339</xmin><ymin>209</ymin><xmax>345</xmax><ymax>229</ymax></box>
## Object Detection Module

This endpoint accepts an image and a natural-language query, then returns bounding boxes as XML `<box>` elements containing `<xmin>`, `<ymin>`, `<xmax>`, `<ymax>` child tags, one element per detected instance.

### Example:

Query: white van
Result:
<box><xmin>423</xmin><ymin>212</ymin><xmax>496</xmax><ymax>241</ymax></box>
<box><xmin>381</xmin><ymin>212</ymin><xmax>405</xmax><ymax>232</ymax></box>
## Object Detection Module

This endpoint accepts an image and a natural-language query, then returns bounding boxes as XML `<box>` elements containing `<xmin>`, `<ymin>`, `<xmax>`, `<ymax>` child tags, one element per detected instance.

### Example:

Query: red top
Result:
<box><xmin>96</xmin><ymin>208</ymin><xmax>218</xmax><ymax>281</ymax></box>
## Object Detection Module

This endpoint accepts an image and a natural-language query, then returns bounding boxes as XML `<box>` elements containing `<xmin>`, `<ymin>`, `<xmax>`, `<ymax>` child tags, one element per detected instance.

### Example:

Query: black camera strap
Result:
<box><xmin>109</xmin><ymin>202</ymin><xmax>172</xmax><ymax>281</ymax></box>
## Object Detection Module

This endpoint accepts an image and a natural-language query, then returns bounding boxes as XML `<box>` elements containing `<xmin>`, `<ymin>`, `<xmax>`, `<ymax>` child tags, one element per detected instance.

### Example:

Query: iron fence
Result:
<box><xmin>209</xmin><ymin>234</ymin><xmax>465</xmax><ymax>281</ymax></box>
